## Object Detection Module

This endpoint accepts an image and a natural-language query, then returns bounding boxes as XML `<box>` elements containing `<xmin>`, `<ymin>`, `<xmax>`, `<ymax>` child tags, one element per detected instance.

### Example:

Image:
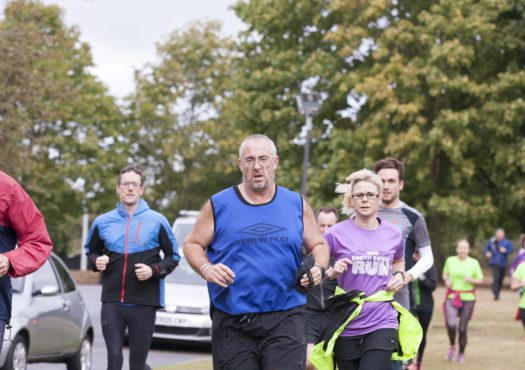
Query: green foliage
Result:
<box><xmin>0</xmin><ymin>0</ymin><xmax>124</xmax><ymax>254</ymax></box>
<box><xmin>2</xmin><ymin>0</ymin><xmax>525</xmax><ymax>265</ymax></box>
<box><xmin>330</xmin><ymin>0</ymin><xmax>525</xmax><ymax>258</ymax></box>
<box><xmin>231</xmin><ymin>0</ymin><xmax>349</xmax><ymax>200</ymax></box>
<box><xmin>231</xmin><ymin>0</ymin><xmax>525</xmax><ymax>263</ymax></box>
<box><xmin>127</xmin><ymin>21</ymin><xmax>242</xmax><ymax>220</ymax></box>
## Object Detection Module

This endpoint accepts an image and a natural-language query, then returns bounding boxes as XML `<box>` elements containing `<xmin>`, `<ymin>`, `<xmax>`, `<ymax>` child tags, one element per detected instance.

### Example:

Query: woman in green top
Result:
<box><xmin>511</xmin><ymin>261</ymin><xmax>525</xmax><ymax>329</ymax></box>
<box><xmin>442</xmin><ymin>239</ymin><xmax>483</xmax><ymax>364</ymax></box>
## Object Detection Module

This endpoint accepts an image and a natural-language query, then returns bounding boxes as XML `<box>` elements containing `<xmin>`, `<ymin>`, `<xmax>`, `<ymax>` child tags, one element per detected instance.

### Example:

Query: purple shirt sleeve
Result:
<box><xmin>394</xmin><ymin>234</ymin><xmax>403</xmax><ymax>261</ymax></box>
<box><xmin>323</xmin><ymin>232</ymin><xmax>334</xmax><ymax>256</ymax></box>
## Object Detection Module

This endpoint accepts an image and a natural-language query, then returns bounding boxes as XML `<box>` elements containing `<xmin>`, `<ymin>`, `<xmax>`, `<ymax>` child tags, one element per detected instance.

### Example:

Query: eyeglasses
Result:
<box><xmin>120</xmin><ymin>181</ymin><xmax>141</xmax><ymax>188</ymax></box>
<box><xmin>351</xmin><ymin>192</ymin><xmax>379</xmax><ymax>200</ymax></box>
<box><xmin>242</xmin><ymin>156</ymin><xmax>272</xmax><ymax>167</ymax></box>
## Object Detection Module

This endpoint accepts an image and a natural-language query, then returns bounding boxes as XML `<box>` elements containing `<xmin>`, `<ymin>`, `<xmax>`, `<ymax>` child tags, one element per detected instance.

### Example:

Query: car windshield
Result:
<box><xmin>165</xmin><ymin>257</ymin><xmax>205</xmax><ymax>285</ymax></box>
<box><xmin>11</xmin><ymin>277</ymin><xmax>24</xmax><ymax>293</ymax></box>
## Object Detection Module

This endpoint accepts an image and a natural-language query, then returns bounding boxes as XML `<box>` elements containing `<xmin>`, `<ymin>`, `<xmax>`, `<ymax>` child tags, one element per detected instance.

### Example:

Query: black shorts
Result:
<box><xmin>212</xmin><ymin>306</ymin><xmax>306</xmax><ymax>370</ymax></box>
<box><xmin>305</xmin><ymin>310</ymin><xmax>330</xmax><ymax>344</ymax></box>
<box><xmin>334</xmin><ymin>328</ymin><xmax>398</xmax><ymax>360</ymax></box>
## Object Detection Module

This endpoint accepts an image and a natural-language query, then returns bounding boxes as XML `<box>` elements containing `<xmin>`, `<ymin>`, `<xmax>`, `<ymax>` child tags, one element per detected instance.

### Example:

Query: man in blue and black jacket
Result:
<box><xmin>85</xmin><ymin>165</ymin><xmax>180</xmax><ymax>370</ymax></box>
<box><xmin>484</xmin><ymin>228</ymin><xmax>514</xmax><ymax>301</ymax></box>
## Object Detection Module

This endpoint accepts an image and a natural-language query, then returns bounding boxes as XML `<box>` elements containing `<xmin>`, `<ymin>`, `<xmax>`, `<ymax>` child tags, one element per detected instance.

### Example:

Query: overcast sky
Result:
<box><xmin>1</xmin><ymin>0</ymin><xmax>245</xmax><ymax>98</ymax></box>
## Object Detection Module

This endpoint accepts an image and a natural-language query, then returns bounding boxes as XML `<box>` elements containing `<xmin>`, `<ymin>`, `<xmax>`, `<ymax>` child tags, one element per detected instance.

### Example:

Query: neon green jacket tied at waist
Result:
<box><xmin>310</xmin><ymin>287</ymin><xmax>423</xmax><ymax>370</ymax></box>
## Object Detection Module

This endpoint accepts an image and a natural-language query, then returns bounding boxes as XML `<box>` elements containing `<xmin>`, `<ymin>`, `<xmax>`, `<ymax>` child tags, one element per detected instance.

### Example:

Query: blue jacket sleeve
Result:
<box><xmin>484</xmin><ymin>240</ymin><xmax>491</xmax><ymax>254</ymax></box>
<box><xmin>504</xmin><ymin>240</ymin><xmax>514</xmax><ymax>255</ymax></box>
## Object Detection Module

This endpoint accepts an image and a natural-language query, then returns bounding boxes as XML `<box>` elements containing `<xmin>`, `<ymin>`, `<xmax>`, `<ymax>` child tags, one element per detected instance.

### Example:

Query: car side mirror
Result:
<box><xmin>33</xmin><ymin>285</ymin><xmax>59</xmax><ymax>297</ymax></box>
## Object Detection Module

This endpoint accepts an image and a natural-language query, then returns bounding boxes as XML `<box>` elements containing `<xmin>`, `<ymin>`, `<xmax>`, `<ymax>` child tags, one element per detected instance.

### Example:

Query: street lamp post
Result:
<box><xmin>296</xmin><ymin>92</ymin><xmax>322</xmax><ymax>196</ymax></box>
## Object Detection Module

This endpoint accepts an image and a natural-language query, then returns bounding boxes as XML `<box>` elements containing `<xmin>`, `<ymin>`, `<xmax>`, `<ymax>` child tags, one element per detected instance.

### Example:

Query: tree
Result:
<box><xmin>230</xmin><ymin>0</ymin><xmax>348</xmax><ymax>206</ymax></box>
<box><xmin>0</xmin><ymin>0</ymin><xmax>125</xmax><ymax>254</ymax></box>
<box><xmin>231</xmin><ymin>0</ymin><xmax>525</xmax><ymax>263</ymax></box>
<box><xmin>325</xmin><ymin>0</ymin><xmax>525</xmax><ymax>260</ymax></box>
<box><xmin>128</xmin><ymin>20</ymin><xmax>242</xmax><ymax>219</ymax></box>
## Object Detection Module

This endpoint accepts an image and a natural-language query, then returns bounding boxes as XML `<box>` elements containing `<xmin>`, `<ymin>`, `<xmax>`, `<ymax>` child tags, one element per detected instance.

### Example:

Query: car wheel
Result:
<box><xmin>66</xmin><ymin>335</ymin><xmax>92</xmax><ymax>370</ymax></box>
<box><xmin>2</xmin><ymin>334</ymin><xmax>27</xmax><ymax>370</ymax></box>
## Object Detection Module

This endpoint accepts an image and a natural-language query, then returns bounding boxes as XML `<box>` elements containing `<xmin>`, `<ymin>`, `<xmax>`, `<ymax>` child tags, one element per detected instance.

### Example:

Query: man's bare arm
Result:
<box><xmin>300</xmin><ymin>198</ymin><xmax>330</xmax><ymax>287</ymax></box>
<box><xmin>183</xmin><ymin>200</ymin><xmax>234</xmax><ymax>288</ymax></box>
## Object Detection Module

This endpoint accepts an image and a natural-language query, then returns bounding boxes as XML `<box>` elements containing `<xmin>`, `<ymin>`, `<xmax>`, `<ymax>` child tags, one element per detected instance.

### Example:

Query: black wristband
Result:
<box><xmin>393</xmin><ymin>270</ymin><xmax>405</xmax><ymax>280</ymax></box>
<box><xmin>315</xmin><ymin>265</ymin><xmax>326</xmax><ymax>278</ymax></box>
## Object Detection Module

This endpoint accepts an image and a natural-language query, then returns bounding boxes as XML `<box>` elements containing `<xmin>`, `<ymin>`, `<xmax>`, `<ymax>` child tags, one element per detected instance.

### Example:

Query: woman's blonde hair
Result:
<box><xmin>335</xmin><ymin>169</ymin><xmax>383</xmax><ymax>215</ymax></box>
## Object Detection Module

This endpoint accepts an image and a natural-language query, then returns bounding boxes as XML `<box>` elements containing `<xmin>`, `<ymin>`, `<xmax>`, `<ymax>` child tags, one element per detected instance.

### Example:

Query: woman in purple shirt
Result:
<box><xmin>324</xmin><ymin>169</ymin><xmax>405</xmax><ymax>370</ymax></box>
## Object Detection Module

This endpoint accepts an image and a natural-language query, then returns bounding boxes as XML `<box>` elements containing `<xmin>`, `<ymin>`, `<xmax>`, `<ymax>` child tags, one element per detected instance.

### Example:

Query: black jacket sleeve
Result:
<box><xmin>86</xmin><ymin>226</ymin><xmax>105</xmax><ymax>272</ymax></box>
<box><xmin>149</xmin><ymin>224</ymin><xmax>179</xmax><ymax>279</ymax></box>
<box><xmin>419</xmin><ymin>264</ymin><xmax>437</xmax><ymax>292</ymax></box>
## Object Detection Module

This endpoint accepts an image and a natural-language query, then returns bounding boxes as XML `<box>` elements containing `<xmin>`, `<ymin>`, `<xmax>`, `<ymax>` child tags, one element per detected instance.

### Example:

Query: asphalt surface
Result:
<box><xmin>28</xmin><ymin>284</ymin><xmax>212</xmax><ymax>370</ymax></box>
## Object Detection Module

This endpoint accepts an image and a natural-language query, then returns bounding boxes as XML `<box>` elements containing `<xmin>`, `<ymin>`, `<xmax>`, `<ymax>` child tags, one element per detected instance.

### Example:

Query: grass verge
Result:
<box><xmin>155</xmin><ymin>286</ymin><xmax>525</xmax><ymax>370</ymax></box>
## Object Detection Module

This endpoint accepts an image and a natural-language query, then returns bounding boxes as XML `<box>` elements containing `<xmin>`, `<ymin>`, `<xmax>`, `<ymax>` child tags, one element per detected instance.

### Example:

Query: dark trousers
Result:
<box><xmin>211</xmin><ymin>306</ymin><xmax>306</xmax><ymax>370</ymax></box>
<box><xmin>0</xmin><ymin>320</ymin><xmax>5</xmax><ymax>353</ymax></box>
<box><xmin>101</xmin><ymin>303</ymin><xmax>156</xmax><ymax>370</ymax></box>
<box><xmin>491</xmin><ymin>265</ymin><xmax>506</xmax><ymax>299</ymax></box>
<box><xmin>334</xmin><ymin>328</ymin><xmax>398</xmax><ymax>370</ymax></box>
<box><xmin>414</xmin><ymin>310</ymin><xmax>433</xmax><ymax>362</ymax></box>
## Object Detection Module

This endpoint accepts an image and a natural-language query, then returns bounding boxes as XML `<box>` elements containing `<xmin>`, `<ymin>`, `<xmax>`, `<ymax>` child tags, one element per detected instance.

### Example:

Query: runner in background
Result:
<box><xmin>373</xmin><ymin>158</ymin><xmax>434</xmax><ymax>370</ymax></box>
<box><xmin>484</xmin><ymin>228</ymin><xmax>513</xmax><ymax>301</ymax></box>
<box><xmin>511</xmin><ymin>250</ymin><xmax>525</xmax><ymax>330</ymax></box>
<box><xmin>509</xmin><ymin>234</ymin><xmax>525</xmax><ymax>278</ymax></box>
<box><xmin>406</xmin><ymin>250</ymin><xmax>437</xmax><ymax>370</ymax></box>
<box><xmin>305</xmin><ymin>207</ymin><xmax>339</xmax><ymax>370</ymax></box>
<box><xmin>85</xmin><ymin>165</ymin><xmax>180</xmax><ymax>370</ymax></box>
<box><xmin>509</xmin><ymin>234</ymin><xmax>525</xmax><ymax>323</ymax></box>
<box><xmin>442</xmin><ymin>239</ymin><xmax>483</xmax><ymax>364</ymax></box>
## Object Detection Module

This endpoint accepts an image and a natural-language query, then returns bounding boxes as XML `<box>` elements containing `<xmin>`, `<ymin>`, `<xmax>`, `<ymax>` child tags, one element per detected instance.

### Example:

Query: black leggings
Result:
<box><xmin>101</xmin><ymin>303</ymin><xmax>156</xmax><ymax>370</ymax></box>
<box><xmin>334</xmin><ymin>329</ymin><xmax>397</xmax><ymax>370</ymax></box>
<box><xmin>491</xmin><ymin>265</ymin><xmax>506</xmax><ymax>299</ymax></box>
<box><xmin>520</xmin><ymin>308</ymin><xmax>525</xmax><ymax>329</ymax></box>
<box><xmin>336</xmin><ymin>349</ymin><xmax>393</xmax><ymax>370</ymax></box>
<box><xmin>414</xmin><ymin>310</ymin><xmax>433</xmax><ymax>362</ymax></box>
<box><xmin>444</xmin><ymin>300</ymin><xmax>475</xmax><ymax>354</ymax></box>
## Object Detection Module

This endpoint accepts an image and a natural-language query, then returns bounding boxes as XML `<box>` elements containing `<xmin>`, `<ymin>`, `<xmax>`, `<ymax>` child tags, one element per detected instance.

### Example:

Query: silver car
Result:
<box><xmin>152</xmin><ymin>211</ymin><xmax>212</xmax><ymax>344</ymax></box>
<box><xmin>0</xmin><ymin>253</ymin><xmax>93</xmax><ymax>370</ymax></box>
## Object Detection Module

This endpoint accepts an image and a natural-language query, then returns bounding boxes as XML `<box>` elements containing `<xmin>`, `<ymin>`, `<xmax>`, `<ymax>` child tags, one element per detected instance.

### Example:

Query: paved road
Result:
<box><xmin>28</xmin><ymin>284</ymin><xmax>211</xmax><ymax>370</ymax></box>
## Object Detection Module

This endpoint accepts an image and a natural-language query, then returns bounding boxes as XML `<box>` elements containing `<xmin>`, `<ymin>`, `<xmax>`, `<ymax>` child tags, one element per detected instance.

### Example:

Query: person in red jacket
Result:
<box><xmin>0</xmin><ymin>171</ymin><xmax>53</xmax><ymax>351</ymax></box>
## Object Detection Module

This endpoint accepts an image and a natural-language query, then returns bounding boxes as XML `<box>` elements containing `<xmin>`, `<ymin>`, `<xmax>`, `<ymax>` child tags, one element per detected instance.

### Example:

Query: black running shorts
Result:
<box><xmin>305</xmin><ymin>310</ymin><xmax>330</xmax><ymax>344</ymax></box>
<box><xmin>211</xmin><ymin>306</ymin><xmax>306</xmax><ymax>370</ymax></box>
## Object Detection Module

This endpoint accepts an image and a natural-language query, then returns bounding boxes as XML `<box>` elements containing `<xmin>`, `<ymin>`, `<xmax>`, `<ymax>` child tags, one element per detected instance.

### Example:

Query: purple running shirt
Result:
<box><xmin>324</xmin><ymin>217</ymin><xmax>403</xmax><ymax>336</ymax></box>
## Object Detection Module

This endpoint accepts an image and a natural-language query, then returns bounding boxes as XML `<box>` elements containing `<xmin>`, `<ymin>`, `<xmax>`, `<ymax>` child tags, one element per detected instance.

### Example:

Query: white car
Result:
<box><xmin>153</xmin><ymin>211</ymin><xmax>212</xmax><ymax>344</ymax></box>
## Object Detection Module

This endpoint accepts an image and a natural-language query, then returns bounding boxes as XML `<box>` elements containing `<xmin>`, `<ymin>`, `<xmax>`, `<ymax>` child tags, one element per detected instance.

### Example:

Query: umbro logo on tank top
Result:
<box><xmin>238</xmin><ymin>223</ymin><xmax>286</xmax><ymax>236</ymax></box>
<box><xmin>234</xmin><ymin>222</ymin><xmax>289</xmax><ymax>245</ymax></box>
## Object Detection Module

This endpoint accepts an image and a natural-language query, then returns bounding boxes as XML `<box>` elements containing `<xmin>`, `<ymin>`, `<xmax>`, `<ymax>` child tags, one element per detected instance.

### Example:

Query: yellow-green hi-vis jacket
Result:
<box><xmin>310</xmin><ymin>287</ymin><xmax>423</xmax><ymax>370</ymax></box>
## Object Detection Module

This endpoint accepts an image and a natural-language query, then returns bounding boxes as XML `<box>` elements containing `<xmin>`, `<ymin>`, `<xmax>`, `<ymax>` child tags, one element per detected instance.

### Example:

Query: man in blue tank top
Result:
<box><xmin>184</xmin><ymin>134</ymin><xmax>330</xmax><ymax>370</ymax></box>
